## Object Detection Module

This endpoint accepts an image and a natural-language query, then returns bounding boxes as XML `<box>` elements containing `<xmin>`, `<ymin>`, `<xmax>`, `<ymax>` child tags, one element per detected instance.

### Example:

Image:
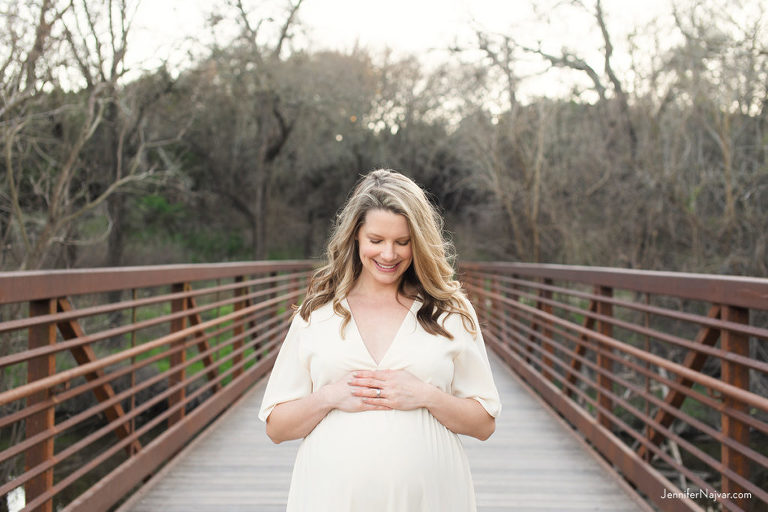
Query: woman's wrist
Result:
<box><xmin>420</xmin><ymin>382</ymin><xmax>442</xmax><ymax>410</ymax></box>
<box><xmin>315</xmin><ymin>385</ymin><xmax>335</xmax><ymax>411</ymax></box>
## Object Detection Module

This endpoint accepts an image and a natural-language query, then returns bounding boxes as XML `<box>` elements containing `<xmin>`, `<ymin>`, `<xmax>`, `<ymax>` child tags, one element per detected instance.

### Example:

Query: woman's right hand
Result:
<box><xmin>321</xmin><ymin>371</ymin><xmax>390</xmax><ymax>413</ymax></box>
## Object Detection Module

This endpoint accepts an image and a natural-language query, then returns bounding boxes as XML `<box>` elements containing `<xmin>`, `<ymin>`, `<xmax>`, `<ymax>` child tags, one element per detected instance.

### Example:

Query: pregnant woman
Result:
<box><xmin>258</xmin><ymin>169</ymin><xmax>501</xmax><ymax>511</ymax></box>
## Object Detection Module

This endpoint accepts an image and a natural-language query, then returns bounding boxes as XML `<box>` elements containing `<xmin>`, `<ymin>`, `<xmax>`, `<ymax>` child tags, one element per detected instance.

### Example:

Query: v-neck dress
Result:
<box><xmin>258</xmin><ymin>298</ymin><xmax>501</xmax><ymax>512</ymax></box>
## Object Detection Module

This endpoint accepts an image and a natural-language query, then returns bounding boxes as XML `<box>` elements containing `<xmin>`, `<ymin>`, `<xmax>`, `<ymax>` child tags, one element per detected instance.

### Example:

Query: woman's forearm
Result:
<box><xmin>423</xmin><ymin>387</ymin><xmax>495</xmax><ymax>440</ymax></box>
<box><xmin>265</xmin><ymin>389</ymin><xmax>333</xmax><ymax>443</ymax></box>
<box><xmin>352</xmin><ymin>369</ymin><xmax>496</xmax><ymax>440</ymax></box>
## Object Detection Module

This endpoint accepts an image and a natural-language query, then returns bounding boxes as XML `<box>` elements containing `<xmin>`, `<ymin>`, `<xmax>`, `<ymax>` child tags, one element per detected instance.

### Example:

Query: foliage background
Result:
<box><xmin>1</xmin><ymin>0</ymin><xmax>766</xmax><ymax>276</ymax></box>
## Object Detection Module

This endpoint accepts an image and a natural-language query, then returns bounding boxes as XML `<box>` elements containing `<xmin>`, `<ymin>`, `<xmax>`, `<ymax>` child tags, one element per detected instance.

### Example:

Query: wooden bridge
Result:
<box><xmin>0</xmin><ymin>261</ymin><xmax>766</xmax><ymax>511</ymax></box>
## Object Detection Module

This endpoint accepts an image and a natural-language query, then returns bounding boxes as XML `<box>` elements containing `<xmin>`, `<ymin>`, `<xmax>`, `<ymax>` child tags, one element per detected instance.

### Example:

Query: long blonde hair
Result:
<box><xmin>298</xmin><ymin>169</ymin><xmax>476</xmax><ymax>339</ymax></box>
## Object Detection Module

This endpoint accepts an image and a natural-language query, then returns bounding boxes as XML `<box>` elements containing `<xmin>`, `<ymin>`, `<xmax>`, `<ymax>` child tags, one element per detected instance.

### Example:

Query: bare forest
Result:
<box><xmin>2</xmin><ymin>0</ymin><xmax>767</xmax><ymax>277</ymax></box>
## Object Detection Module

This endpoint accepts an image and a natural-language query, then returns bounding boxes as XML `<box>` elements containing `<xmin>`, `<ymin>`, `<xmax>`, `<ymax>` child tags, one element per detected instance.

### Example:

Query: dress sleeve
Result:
<box><xmin>258</xmin><ymin>314</ymin><xmax>312</xmax><ymax>422</ymax></box>
<box><xmin>451</xmin><ymin>300</ymin><xmax>502</xmax><ymax>418</ymax></box>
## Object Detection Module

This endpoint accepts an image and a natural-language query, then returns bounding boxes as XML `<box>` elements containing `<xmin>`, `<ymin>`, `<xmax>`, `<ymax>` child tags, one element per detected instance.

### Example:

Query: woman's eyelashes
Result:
<box><xmin>369</xmin><ymin>239</ymin><xmax>410</xmax><ymax>245</ymax></box>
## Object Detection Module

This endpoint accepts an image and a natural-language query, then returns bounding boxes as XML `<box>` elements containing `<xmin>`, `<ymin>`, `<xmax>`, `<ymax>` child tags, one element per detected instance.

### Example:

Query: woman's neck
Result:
<box><xmin>349</xmin><ymin>275</ymin><xmax>402</xmax><ymax>301</ymax></box>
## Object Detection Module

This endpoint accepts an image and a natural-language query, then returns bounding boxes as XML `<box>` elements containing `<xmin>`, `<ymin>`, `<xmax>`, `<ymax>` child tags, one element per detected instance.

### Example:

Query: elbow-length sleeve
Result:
<box><xmin>450</xmin><ymin>301</ymin><xmax>502</xmax><ymax>418</ymax></box>
<box><xmin>258</xmin><ymin>314</ymin><xmax>312</xmax><ymax>422</ymax></box>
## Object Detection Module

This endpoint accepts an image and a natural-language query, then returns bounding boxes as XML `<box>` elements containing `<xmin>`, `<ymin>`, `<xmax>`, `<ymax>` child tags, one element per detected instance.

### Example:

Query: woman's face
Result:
<box><xmin>356</xmin><ymin>209</ymin><xmax>413</xmax><ymax>290</ymax></box>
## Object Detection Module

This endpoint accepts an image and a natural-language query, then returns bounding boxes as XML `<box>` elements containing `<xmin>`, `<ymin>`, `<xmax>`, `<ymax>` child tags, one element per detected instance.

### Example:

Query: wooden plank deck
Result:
<box><xmin>118</xmin><ymin>351</ymin><xmax>652</xmax><ymax>512</ymax></box>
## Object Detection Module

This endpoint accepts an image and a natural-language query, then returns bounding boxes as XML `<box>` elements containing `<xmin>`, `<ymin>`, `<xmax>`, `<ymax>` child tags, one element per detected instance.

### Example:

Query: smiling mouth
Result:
<box><xmin>374</xmin><ymin>261</ymin><xmax>399</xmax><ymax>272</ymax></box>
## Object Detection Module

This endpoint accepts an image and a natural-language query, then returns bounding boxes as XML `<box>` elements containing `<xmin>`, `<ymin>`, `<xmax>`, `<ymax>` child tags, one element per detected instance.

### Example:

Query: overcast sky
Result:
<box><xmin>129</xmin><ymin>0</ymin><xmax>674</xmax><ymax>98</ymax></box>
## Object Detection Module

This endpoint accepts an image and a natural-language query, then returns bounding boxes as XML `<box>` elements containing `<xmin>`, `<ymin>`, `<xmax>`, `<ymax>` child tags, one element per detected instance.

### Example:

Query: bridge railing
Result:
<box><xmin>0</xmin><ymin>261</ymin><xmax>314</xmax><ymax>512</ymax></box>
<box><xmin>461</xmin><ymin>262</ymin><xmax>768</xmax><ymax>512</ymax></box>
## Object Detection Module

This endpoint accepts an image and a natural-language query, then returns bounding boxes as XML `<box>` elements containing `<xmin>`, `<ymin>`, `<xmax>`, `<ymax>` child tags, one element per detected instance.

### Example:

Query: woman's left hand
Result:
<box><xmin>349</xmin><ymin>369</ymin><xmax>434</xmax><ymax>411</ymax></box>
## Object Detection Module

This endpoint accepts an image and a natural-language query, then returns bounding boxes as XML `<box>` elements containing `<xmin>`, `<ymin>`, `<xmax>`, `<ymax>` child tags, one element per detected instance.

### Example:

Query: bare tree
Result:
<box><xmin>1</xmin><ymin>0</ymin><xmax>178</xmax><ymax>270</ymax></box>
<box><xmin>506</xmin><ymin>0</ymin><xmax>637</xmax><ymax>164</ymax></box>
<box><xmin>183</xmin><ymin>0</ymin><xmax>303</xmax><ymax>260</ymax></box>
<box><xmin>460</xmin><ymin>32</ymin><xmax>556</xmax><ymax>262</ymax></box>
<box><xmin>668</xmin><ymin>1</ymin><xmax>767</xmax><ymax>227</ymax></box>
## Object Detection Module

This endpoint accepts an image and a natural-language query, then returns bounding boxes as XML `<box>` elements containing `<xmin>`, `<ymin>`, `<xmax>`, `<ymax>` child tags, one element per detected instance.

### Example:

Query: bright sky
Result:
<box><xmin>130</xmin><ymin>0</ymin><xmax>674</xmax><ymax>98</ymax></box>
<box><xmin>299</xmin><ymin>0</ymin><xmax>671</xmax><ymax>55</ymax></box>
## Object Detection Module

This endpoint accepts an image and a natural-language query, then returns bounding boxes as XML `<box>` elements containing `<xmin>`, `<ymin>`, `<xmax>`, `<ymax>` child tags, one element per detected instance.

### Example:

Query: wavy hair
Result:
<box><xmin>298</xmin><ymin>169</ymin><xmax>476</xmax><ymax>339</ymax></box>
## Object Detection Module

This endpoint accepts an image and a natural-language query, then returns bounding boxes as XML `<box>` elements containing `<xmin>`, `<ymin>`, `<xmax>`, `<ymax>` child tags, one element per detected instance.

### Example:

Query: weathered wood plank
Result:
<box><xmin>118</xmin><ymin>352</ymin><xmax>650</xmax><ymax>511</ymax></box>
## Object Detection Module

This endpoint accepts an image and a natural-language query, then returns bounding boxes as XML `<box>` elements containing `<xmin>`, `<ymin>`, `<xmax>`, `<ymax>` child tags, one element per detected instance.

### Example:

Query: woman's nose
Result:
<box><xmin>380</xmin><ymin>243</ymin><xmax>395</xmax><ymax>259</ymax></box>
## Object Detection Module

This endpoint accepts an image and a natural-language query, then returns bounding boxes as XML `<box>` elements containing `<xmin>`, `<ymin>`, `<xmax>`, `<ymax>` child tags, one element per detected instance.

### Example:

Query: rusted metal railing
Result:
<box><xmin>461</xmin><ymin>262</ymin><xmax>768</xmax><ymax>512</ymax></box>
<box><xmin>0</xmin><ymin>261</ymin><xmax>314</xmax><ymax>512</ymax></box>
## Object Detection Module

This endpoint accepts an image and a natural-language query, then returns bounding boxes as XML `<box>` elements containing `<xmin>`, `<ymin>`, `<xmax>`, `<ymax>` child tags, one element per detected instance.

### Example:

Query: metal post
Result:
<box><xmin>168</xmin><ymin>283</ymin><xmax>187</xmax><ymax>426</ymax></box>
<box><xmin>720</xmin><ymin>305</ymin><xmax>750</xmax><ymax>509</ymax></box>
<box><xmin>233</xmin><ymin>276</ymin><xmax>246</xmax><ymax>379</ymax></box>
<box><xmin>540</xmin><ymin>278</ymin><xmax>554</xmax><ymax>383</ymax></box>
<box><xmin>490</xmin><ymin>275</ymin><xmax>501</xmax><ymax>345</ymax></box>
<box><xmin>643</xmin><ymin>293</ymin><xmax>651</xmax><ymax>462</ymax></box>
<box><xmin>131</xmin><ymin>288</ymin><xmax>138</xmax><ymax>456</ymax></box>
<box><xmin>25</xmin><ymin>299</ymin><xmax>56</xmax><ymax>512</ymax></box>
<box><xmin>596</xmin><ymin>286</ymin><xmax>614</xmax><ymax>429</ymax></box>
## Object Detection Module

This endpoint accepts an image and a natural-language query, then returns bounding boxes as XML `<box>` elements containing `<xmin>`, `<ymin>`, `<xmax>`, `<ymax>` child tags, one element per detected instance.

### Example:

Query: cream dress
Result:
<box><xmin>258</xmin><ymin>297</ymin><xmax>501</xmax><ymax>512</ymax></box>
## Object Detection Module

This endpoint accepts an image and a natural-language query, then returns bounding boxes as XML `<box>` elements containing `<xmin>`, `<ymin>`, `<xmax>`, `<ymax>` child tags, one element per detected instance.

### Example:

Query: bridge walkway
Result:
<box><xmin>118</xmin><ymin>351</ymin><xmax>652</xmax><ymax>512</ymax></box>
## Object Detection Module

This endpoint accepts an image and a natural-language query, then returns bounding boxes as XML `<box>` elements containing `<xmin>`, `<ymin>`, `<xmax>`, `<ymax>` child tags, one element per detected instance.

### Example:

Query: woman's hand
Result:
<box><xmin>349</xmin><ymin>369</ymin><xmax>433</xmax><ymax>411</ymax></box>
<box><xmin>320</xmin><ymin>371</ymin><xmax>391</xmax><ymax>413</ymax></box>
<box><xmin>266</xmin><ymin>371</ymin><xmax>389</xmax><ymax>443</ymax></box>
<box><xmin>347</xmin><ymin>369</ymin><xmax>495</xmax><ymax>440</ymax></box>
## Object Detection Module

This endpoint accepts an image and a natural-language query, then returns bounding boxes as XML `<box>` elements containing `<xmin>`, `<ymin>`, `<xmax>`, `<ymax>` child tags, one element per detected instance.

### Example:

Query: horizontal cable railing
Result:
<box><xmin>460</xmin><ymin>262</ymin><xmax>768</xmax><ymax>512</ymax></box>
<box><xmin>0</xmin><ymin>261</ymin><xmax>315</xmax><ymax>512</ymax></box>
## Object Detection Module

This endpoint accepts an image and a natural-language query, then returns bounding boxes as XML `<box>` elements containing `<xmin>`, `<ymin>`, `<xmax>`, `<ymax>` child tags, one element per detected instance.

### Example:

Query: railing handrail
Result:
<box><xmin>459</xmin><ymin>261</ymin><xmax>768</xmax><ymax>310</ymax></box>
<box><xmin>0</xmin><ymin>260</ymin><xmax>316</xmax><ymax>512</ymax></box>
<box><xmin>0</xmin><ymin>260</ymin><xmax>316</xmax><ymax>304</ymax></box>
<box><xmin>0</xmin><ymin>289</ymin><xmax>300</xmax><ymax>406</ymax></box>
<box><xmin>460</xmin><ymin>261</ymin><xmax>768</xmax><ymax>512</ymax></box>
<box><xmin>2</xmin><ymin>260</ymin><xmax>766</xmax><ymax>511</ymax></box>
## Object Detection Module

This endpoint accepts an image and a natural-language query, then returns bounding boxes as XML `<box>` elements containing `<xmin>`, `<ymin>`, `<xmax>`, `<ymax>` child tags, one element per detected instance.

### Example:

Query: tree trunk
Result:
<box><xmin>254</xmin><ymin>172</ymin><xmax>269</xmax><ymax>260</ymax></box>
<box><xmin>719</xmin><ymin>113</ymin><xmax>736</xmax><ymax>223</ymax></box>
<box><xmin>105</xmin><ymin>96</ymin><xmax>124</xmax><ymax>268</ymax></box>
<box><xmin>107</xmin><ymin>193</ymin><xmax>125</xmax><ymax>267</ymax></box>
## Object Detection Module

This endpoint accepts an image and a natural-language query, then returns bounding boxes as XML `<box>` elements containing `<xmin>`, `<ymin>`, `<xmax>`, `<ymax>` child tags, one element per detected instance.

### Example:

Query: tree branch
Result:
<box><xmin>518</xmin><ymin>41</ymin><xmax>607</xmax><ymax>101</ymax></box>
<box><xmin>595</xmin><ymin>0</ymin><xmax>637</xmax><ymax>157</ymax></box>
<box><xmin>23</xmin><ymin>0</ymin><xmax>61</xmax><ymax>93</ymax></box>
<box><xmin>212</xmin><ymin>186</ymin><xmax>257</xmax><ymax>223</ymax></box>
<box><xmin>272</xmin><ymin>0</ymin><xmax>304</xmax><ymax>60</ymax></box>
<box><xmin>49</xmin><ymin>84</ymin><xmax>106</xmax><ymax>220</ymax></box>
<box><xmin>62</xmin><ymin>22</ymin><xmax>94</xmax><ymax>88</ymax></box>
<box><xmin>234</xmin><ymin>0</ymin><xmax>263</xmax><ymax>43</ymax></box>
<box><xmin>4</xmin><ymin>119</ymin><xmax>32</xmax><ymax>254</ymax></box>
<box><xmin>79</xmin><ymin>0</ymin><xmax>108</xmax><ymax>82</ymax></box>
<box><xmin>476</xmin><ymin>32</ymin><xmax>518</xmax><ymax>107</ymax></box>
<box><xmin>57</xmin><ymin>165</ymin><xmax>156</xmax><ymax>229</ymax></box>
<box><xmin>265</xmin><ymin>95</ymin><xmax>293</xmax><ymax>162</ymax></box>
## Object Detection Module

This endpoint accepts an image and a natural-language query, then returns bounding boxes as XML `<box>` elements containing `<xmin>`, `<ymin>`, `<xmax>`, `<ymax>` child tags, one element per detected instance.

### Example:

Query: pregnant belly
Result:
<box><xmin>289</xmin><ymin>408</ymin><xmax>472</xmax><ymax>509</ymax></box>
